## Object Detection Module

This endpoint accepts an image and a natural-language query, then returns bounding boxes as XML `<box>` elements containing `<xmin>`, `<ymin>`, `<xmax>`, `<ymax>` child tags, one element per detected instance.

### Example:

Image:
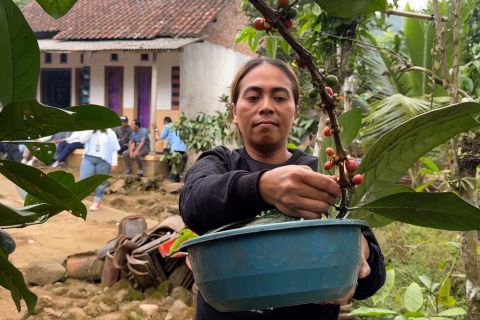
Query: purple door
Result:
<box><xmin>135</xmin><ymin>67</ymin><xmax>152</xmax><ymax>128</ymax></box>
<box><xmin>105</xmin><ymin>67</ymin><xmax>123</xmax><ymax>115</ymax></box>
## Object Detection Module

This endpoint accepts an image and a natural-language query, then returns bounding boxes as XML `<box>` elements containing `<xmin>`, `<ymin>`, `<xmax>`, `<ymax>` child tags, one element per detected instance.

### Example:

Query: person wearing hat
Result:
<box><xmin>114</xmin><ymin>115</ymin><xmax>132</xmax><ymax>155</ymax></box>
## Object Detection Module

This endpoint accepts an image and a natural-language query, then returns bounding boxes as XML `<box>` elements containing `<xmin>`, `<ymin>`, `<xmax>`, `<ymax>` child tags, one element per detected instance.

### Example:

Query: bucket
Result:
<box><xmin>182</xmin><ymin>219</ymin><xmax>368</xmax><ymax>311</ymax></box>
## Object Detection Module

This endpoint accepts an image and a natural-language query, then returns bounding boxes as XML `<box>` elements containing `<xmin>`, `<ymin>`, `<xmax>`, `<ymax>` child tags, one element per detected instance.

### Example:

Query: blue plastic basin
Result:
<box><xmin>182</xmin><ymin>219</ymin><xmax>368</xmax><ymax>311</ymax></box>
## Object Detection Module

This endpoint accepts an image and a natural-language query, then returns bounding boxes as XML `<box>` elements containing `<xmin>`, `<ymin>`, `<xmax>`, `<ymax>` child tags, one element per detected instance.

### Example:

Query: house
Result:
<box><xmin>22</xmin><ymin>0</ymin><xmax>254</xmax><ymax>151</ymax></box>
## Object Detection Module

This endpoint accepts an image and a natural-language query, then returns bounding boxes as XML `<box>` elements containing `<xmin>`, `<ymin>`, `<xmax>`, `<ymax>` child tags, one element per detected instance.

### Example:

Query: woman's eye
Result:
<box><xmin>274</xmin><ymin>96</ymin><xmax>287</xmax><ymax>102</ymax></box>
<box><xmin>246</xmin><ymin>96</ymin><xmax>259</xmax><ymax>102</ymax></box>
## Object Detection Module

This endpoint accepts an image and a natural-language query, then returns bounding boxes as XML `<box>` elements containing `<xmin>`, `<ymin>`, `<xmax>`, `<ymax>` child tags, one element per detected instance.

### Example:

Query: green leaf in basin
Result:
<box><xmin>355</xmin><ymin>192</ymin><xmax>480</xmax><ymax>231</ymax></box>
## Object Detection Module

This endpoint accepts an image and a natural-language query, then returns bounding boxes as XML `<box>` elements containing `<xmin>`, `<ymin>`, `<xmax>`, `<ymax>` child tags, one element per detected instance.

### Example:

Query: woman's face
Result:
<box><xmin>233</xmin><ymin>63</ymin><xmax>297</xmax><ymax>152</ymax></box>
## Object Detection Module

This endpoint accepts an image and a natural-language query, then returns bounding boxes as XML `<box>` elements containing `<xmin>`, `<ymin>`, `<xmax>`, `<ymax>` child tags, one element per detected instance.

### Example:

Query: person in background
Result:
<box><xmin>114</xmin><ymin>115</ymin><xmax>132</xmax><ymax>154</ymax></box>
<box><xmin>51</xmin><ymin>130</ymin><xmax>91</xmax><ymax>167</ymax></box>
<box><xmin>80</xmin><ymin>129</ymin><xmax>120</xmax><ymax>211</ymax></box>
<box><xmin>154</xmin><ymin>116</ymin><xmax>187</xmax><ymax>182</ymax></box>
<box><xmin>122</xmin><ymin>119</ymin><xmax>150</xmax><ymax>176</ymax></box>
<box><xmin>180</xmin><ymin>57</ymin><xmax>386</xmax><ymax>319</ymax></box>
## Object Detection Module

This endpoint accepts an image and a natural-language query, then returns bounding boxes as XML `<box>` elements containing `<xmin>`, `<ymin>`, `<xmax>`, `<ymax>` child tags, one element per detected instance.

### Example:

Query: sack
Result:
<box><xmin>119</xmin><ymin>215</ymin><xmax>147</xmax><ymax>238</ymax></box>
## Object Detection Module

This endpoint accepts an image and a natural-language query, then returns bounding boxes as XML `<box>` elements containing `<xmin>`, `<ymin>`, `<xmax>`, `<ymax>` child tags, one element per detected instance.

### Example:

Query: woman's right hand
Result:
<box><xmin>259</xmin><ymin>165</ymin><xmax>341</xmax><ymax>219</ymax></box>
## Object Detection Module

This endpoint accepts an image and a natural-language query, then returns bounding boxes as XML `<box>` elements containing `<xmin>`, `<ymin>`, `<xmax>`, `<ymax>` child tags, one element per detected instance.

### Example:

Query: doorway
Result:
<box><xmin>40</xmin><ymin>69</ymin><xmax>71</xmax><ymax>108</ymax></box>
<box><xmin>105</xmin><ymin>67</ymin><xmax>123</xmax><ymax>115</ymax></box>
<box><xmin>134</xmin><ymin>66</ymin><xmax>152</xmax><ymax>128</ymax></box>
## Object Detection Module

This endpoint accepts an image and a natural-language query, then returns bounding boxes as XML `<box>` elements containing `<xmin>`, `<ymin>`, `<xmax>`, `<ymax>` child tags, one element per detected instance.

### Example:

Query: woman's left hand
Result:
<box><xmin>315</xmin><ymin>234</ymin><xmax>371</xmax><ymax>305</ymax></box>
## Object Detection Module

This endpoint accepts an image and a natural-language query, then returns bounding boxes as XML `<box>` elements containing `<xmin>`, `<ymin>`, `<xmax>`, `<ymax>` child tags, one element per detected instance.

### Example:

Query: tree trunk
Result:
<box><xmin>458</xmin><ymin>132</ymin><xmax>480</xmax><ymax>320</ymax></box>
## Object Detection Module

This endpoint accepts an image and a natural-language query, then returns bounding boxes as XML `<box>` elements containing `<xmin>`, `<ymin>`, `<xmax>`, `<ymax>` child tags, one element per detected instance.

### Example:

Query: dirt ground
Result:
<box><xmin>0</xmin><ymin>168</ymin><xmax>184</xmax><ymax>319</ymax></box>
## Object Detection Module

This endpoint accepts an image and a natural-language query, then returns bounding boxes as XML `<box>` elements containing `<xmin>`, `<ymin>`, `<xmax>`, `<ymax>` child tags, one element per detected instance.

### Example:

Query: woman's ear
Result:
<box><xmin>292</xmin><ymin>105</ymin><xmax>299</xmax><ymax>125</ymax></box>
<box><xmin>231</xmin><ymin>103</ymin><xmax>238</xmax><ymax>124</ymax></box>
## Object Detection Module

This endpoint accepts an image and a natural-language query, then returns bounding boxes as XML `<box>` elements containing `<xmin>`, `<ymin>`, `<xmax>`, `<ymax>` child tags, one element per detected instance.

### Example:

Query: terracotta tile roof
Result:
<box><xmin>22</xmin><ymin>0</ymin><xmax>227</xmax><ymax>40</ymax></box>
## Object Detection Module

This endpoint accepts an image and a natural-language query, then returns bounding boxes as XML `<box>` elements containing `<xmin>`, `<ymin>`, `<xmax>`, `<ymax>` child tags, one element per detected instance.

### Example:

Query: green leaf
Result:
<box><xmin>0</xmin><ymin>0</ymin><xmax>40</xmax><ymax>105</ymax></box>
<box><xmin>315</xmin><ymin>0</ymin><xmax>387</xmax><ymax>18</ymax></box>
<box><xmin>372</xmin><ymin>267</ymin><xmax>395</xmax><ymax>306</ymax></box>
<box><xmin>0</xmin><ymin>202</ymin><xmax>51</xmax><ymax>227</ymax></box>
<box><xmin>266</xmin><ymin>37</ymin><xmax>278</xmax><ymax>58</ymax></box>
<box><xmin>419</xmin><ymin>157</ymin><xmax>440</xmax><ymax>173</ymax></box>
<box><xmin>353</xmin><ymin>102</ymin><xmax>480</xmax><ymax>207</ymax></box>
<box><xmin>403</xmin><ymin>282</ymin><xmax>423</xmax><ymax>312</ymax></box>
<box><xmin>438</xmin><ymin>278</ymin><xmax>454</xmax><ymax>306</ymax></box>
<box><xmin>348</xmin><ymin>307</ymin><xmax>397</xmax><ymax>316</ymax></box>
<box><xmin>356</xmin><ymin>192</ymin><xmax>480</xmax><ymax>231</ymax></box>
<box><xmin>0</xmin><ymin>101</ymin><xmax>121</xmax><ymax>141</ymax></box>
<box><xmin>25</xmin><ymin>171</ymin><xmax>109</xmax><ymax>208</ymax></box>
<box><xmin>0</xmin><ymin>248</ymin><xmax>37</xmax><ymax>314</ymax></box>
<box><xmin>418</xmin><ymin>275</ymin><xmax>432</xmax><ymax>290</ymax></box>
<box><xmin>350</xmin><ymin>183</ymin><xmax>414</xmax><ymax>227</ymax></box>
<box><xmin>35</xmin><ymin>0</ymin><xmax>77</xmax><ymax>19</ymax></box>
<box><xmin>23</xmin><ymin>142</ymin><xmax>56</xmax><ymax>164</ymax></box>
<box><xmin>437</xmin><ymin>307</ymin><xmax>466</xmax><ymax>316</ymax></box>
<box><xmin>0</xmin><ymin>160</ymin><xmax>86</xmax><ymax>218</ymax></box>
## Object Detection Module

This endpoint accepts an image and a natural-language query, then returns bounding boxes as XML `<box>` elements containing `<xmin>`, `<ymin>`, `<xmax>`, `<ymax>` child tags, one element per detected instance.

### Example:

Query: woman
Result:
<box><xmin>80</xmin><ymin>129</ymin><xmax>120</xmax><ymax>211</ymax></box>
<box><xmin>180</xmin><ymin>57</ymin><xmax>386</xmax><ymax>319</ymax></box>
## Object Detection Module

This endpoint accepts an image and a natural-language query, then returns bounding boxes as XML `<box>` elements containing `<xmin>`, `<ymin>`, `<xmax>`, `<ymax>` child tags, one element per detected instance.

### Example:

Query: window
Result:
<box><xmin>45</xmin><ymin>53</ymin><xmax>52</xmax><ymax>64</ymax></box>
<box><xmin>111</xmin><ymin>53</ymin><xmax>118</xmax><ymax>62</ymax></box>
<box><xmin>171</xmin><ymin>66</ymin><xmax>180</xmax><ymax>110</ymax></box>
<box><xmin>80</xmin><ymin>53</ymin><xmax>84</xmax><ymax>64</ymax></box>
<box><xmin>140</xmin><ymin>53</ymin><xmax>149</xmax><ymax>61</ymax></box>
<box><xmin>60</xmin><ymin>53</ymin><xmax>67</xmax><ymax>63</ymax></box>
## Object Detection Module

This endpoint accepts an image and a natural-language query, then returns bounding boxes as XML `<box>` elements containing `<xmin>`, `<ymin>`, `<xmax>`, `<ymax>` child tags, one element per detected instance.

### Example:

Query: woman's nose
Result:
<box><xmin>258</xmin><ymin>99</ymin><xmax>274</xmax><ymax>115</ymax></box>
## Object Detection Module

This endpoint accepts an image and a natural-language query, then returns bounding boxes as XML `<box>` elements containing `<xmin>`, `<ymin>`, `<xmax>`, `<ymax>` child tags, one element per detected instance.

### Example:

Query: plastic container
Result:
<box><xmin>181</xmin><ymin>219</ymin><xmax>368</xmax><ymax>311</ymax></box>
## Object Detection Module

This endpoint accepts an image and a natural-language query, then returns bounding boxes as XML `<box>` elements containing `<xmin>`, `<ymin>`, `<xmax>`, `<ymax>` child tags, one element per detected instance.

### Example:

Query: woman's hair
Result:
<box><xmin>230</xmin><ymin>57</ymin><xmax>300</xmax><ymax>105</ymax></box>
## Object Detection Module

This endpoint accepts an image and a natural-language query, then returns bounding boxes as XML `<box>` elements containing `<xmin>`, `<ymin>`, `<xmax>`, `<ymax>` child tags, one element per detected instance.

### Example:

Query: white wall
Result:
<box><xmin>38</xmin><ymin>44</ymin><xmax>250</xmax><ymax>118</ymax></box>
<box><xmin>38</xmin><ymin>51</ymin><xmax>181</xmax><ymax>113</ymax></box>
<box><xmin>180</xmin><ymin>42</ymin><xmax>250</xmax><ymax>117</ymax></box>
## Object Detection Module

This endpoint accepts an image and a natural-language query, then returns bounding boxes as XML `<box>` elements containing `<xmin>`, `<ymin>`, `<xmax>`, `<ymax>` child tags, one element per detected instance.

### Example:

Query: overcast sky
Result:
<box><xmin>390</xmin><ymin>0</ymin><xmax>428</xmax><ymax>10</ymax></box>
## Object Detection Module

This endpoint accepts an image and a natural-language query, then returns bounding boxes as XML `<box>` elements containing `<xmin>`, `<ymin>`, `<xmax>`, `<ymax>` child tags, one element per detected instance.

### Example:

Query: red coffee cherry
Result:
<box><xmin>325</xmin><ymin>87</ymin><xmax>334</xmax><ymax>97</ymax></box>
<box><xmin>351</xmin><ymin>174</ymin><xmax>363</xmax><ymax>185</ymax></box>
<box><xmin>324</xmin><ymin>161</ymin><xmax>334</xmax><ymax>170</ymax></box>
<box><xmin>326</xmin><ymin>147</ymin><xmax>335</xmax><ymax>157</ymax></box>
<box><xmin>253</xmin><ymin>17</ymin><xmax>265</xmax><ymax>31</ymax></box>
<box><xmin>283</xmin><ymin>19</ymin><xmax>293</xmax><ymax>29</ymax></box>
<box><xmin>345</xmin><ymin>159</ymin><xmax>358</xmax><ymax>172</ymax></box>
<box><xmin>323</xmin><ymin>126</ymin><xmax>332</xmax><ymax>137</ymax></box>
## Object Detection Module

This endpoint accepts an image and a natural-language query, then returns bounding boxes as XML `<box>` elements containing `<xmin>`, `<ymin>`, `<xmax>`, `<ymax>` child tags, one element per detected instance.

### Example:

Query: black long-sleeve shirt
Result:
<box><xmin>180</xmin><ymin>146</ymin><xmax>386</xmax><ymax>320</ymax></box>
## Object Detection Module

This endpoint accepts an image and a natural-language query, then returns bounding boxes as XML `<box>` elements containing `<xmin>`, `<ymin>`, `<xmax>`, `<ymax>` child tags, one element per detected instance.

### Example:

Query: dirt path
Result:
<box><xmin>0</xmin><ymin>172</ymin><xmax>163</xmax><ymax>319</ymax></box>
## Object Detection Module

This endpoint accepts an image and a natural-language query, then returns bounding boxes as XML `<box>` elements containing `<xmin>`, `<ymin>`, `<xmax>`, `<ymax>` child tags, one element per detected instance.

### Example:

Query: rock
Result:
<box><xmin>44</xmin><ymin>307</ymin><xmax>63</xmax><ymax>318</ymax></box>
<box><xmin>65</xmin><ymin>307</ymin><xmax>86</xmax><ymax>319</ymax></box>
<box><xmin>162</xmin><ymin>182</ymin><xmax>184</xmax><ymax>194</ymax></box>
<box><xmin>113</xmin><ymin>288</ymin><xmax>130</xmax><ymax>303</ymax></box>
<box><xmin>116</xmin><ymin>187</ymin><xmax>128</xmax><ymax>195</ymax></box>
<box><xmin>165</xmin><ymin>204</ymin><xmax>180</xmax><ymax>215</ymax></box>
<box><xmin>149</xmin><ymin>203</ymin><xmax>165</xmax><ymax>215</ymax></box>
<box><xmin>158</xmin><ymin>211</ymin><xmax>173</xmax><ymax>221</ymax></box>
<box><xmin>67</xmin><ymin>286</ymin><xmax>92</xmax><ymax>298</ymax></box>
<box><xmin>98</xmin><ymin>312</ymin><xmax>127</xmax><ymax>320</ymax></box>
<box><xmin>170</xmin><ymin>286</ymin><xmax>193</xmax><ymax>306</ymax></box>
<box><xmin>110</xmin><ymin>179</ymin><xmax>126</xmax><ymax>193</ymax></box>
<box><xmin>99</xmin><ymin>301</ymin><xmax>118</xmax><ymax>313</ymax></box>
<box><xmin>85</xmin><ymin>302</ymin><xmax>100</xmax><ymax>317</ymax></box>
<box><xmin>52</xmin><ymin>286</ymin><xmax>69</xmax><ymax>296</ymax></box>
<box><xmin>165</xmin><ymin>299</ymin><xmax>195</xmax><ymax>320</ymax></box>
<box><xmin>25</xmin><ymin>260</ymin><xmax>66</xmax><ymax>286</ymax></box>
<box><xmin>139</xmin><ymin>304</ymin><xmax>160</xmax><ymax>317</ymax></box>
<box><xmin>109</xmin><ymin>197</ymin><xmax>128</xmax><ymax>208</ymax></box>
